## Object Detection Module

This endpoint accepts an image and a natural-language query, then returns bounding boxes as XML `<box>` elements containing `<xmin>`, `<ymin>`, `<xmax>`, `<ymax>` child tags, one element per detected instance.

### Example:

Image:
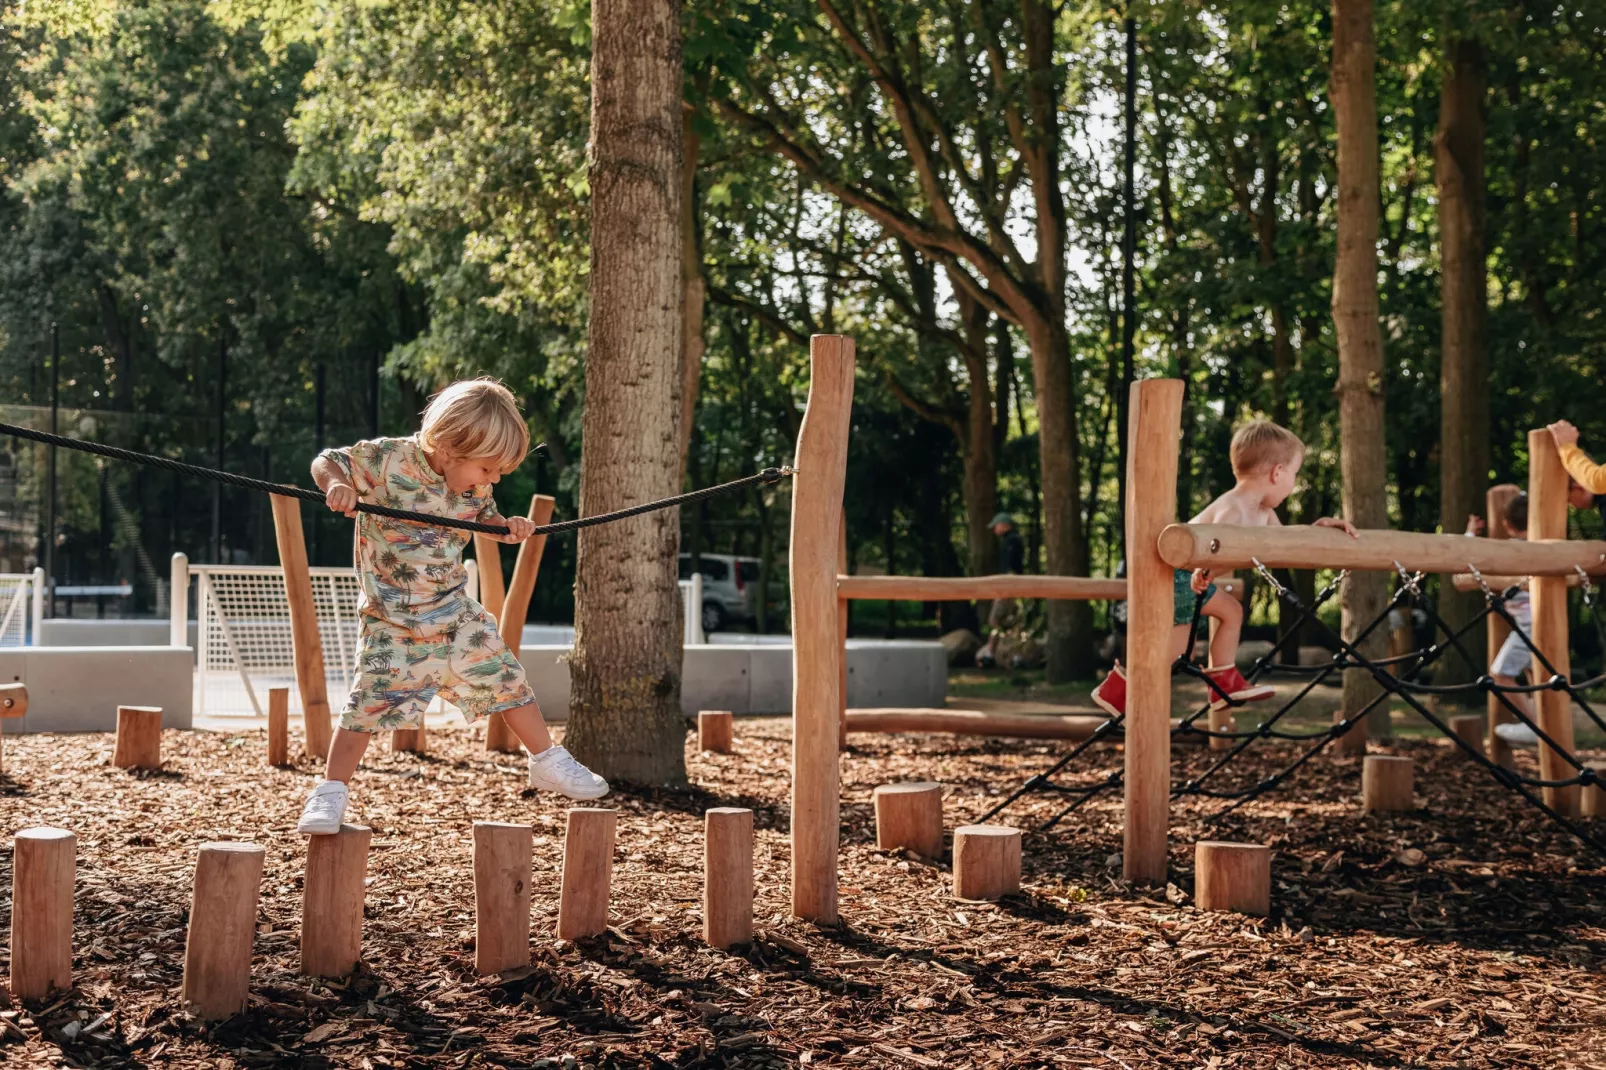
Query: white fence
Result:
<box><xmin>0</xmin><ymin>568</ymin><xmax>45</xmax><ymax>647</ymax></box>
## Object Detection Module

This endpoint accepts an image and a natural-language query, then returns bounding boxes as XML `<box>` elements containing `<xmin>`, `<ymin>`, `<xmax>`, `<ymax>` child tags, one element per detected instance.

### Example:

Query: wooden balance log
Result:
<box><xmin>1362</xmin><ymin>755</ymin><xmax>1415</xmax><ymax>812</ymax></box>
<box><xmin>301</xmin><ymin>824</ymin><xmax>372</xmax><ymax>978</ymax></box>
<box><xmin>10</xmin><ymin>827</ymin><xmax>76</xmax><ymax>1000</ymax></box>
<box><xmin>951</xmin><ymin>825</ymin><xmax>1021</xmax><ymax>901</ymax></box>
<box><xmin>873</xmin><ymin>782</ymin><xmax>944</xmax><ymax>861</ymax></box>
<box><xmin>0</xmin><ymin>681</ymin><xmax>27</xmax><ymax>774</ymax></box>
<box><xmin>698</xmin><ymin>710</ymin><xmax>734</xmax><ymax>754</ymax></box>
<box><xmin>558</xmin><ymin>809</ymin><xmax>616</xmax><ymax>941</ymax></box>
<box><xmin>473</xmin><ymin>822</ymin><xmax>534</xmax><ymax>975</ymax></box>
<box><xmin>1447</xmin><ymin>714</ymin><xmax>1484</xmax><ymax>756</ymax></box>
<box><xmin>703</xmin><ymin>808</ymin><xmax>754</xmax><ymax>950</ymax></box>
<box><xmin>181</xmin><ymin>842</ymin><xmax>266</xmax><ymax>1020</ymax></box>
<box><xmin>1194</xmin><ymin>841</ymin><xmax>1271</xmax><ymax>916</ymax></box>
<box><xmin>266</xmin><ymin>687</ymin><xmax>290</xmax><ymax>767</ymax></box>
<box><xmin>113</xmin><ymin>705</ymin><xmax>163</xmax><ymax>771</ymax></box>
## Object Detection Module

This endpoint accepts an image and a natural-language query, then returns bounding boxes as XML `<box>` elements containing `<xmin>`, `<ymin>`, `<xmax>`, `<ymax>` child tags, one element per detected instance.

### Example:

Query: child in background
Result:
<box><xmin>1479</xmin><ymin>493</ymin><xmax>1542</xmax><ymax>749</ymax></box>
<box><xmin>1091</xmin><ymin>420</ymin><xmax>1358</xmax><ymax>716</ymax></box>
<box><xmin>297</xmin><ymin>379</ymin><xmax>607</xmax><ymax>836</ymax></box>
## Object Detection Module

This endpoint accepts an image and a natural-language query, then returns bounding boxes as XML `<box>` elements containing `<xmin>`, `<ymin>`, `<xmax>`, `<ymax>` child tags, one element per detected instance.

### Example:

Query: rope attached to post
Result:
<box><xmin>0</xmin><ymin>421</ymin><xmax>791</xmax><ymax>537</ymax></box>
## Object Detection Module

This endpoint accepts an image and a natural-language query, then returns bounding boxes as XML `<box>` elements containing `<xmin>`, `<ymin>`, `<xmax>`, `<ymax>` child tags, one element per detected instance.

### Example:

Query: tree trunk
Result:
<box><xmin>1435</xmin><ymin>34</ymin><xmax>1489</xmax><ymax>686</ymax></box>
<box><xmin>1331</xmin><ymin>0</ymin><xmax>1391</xmax><ymax>734</ymax></box>
<box><xmin>565</xmin><ymin>0</ymin><xmax>686</xmax><ymax>784</ymax></box>
<box><xmin>679</xmin><ymin>103</ymin><xmax>706</xmax><ymax>480</ymax></box>
<box><xmin>1028</xmin><ymin>316</ymin><xmax>1091</xmax><ymax>681</ymax></box>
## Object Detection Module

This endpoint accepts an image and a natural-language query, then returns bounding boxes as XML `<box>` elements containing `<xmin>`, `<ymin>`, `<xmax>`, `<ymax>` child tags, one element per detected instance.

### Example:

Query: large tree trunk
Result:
<box><xmin>1435</xmin><ymin>35</ymin><xmax>1489</xmax><ymax>685</ymax></box>
<box><xmin>565</xmin><ymin>0</ymin><xmax>686</xmax><ymax>784</ymax></box>
<box><xmin>1028</xmin><ymin>316</ymin><xmax>1091</xmax><ymax>682</ymax></box>
<box><xmin>679</xmin><ymin>103</ymin><xmax>706</xmax><ymax>479</ymax></box>
<box><xmin>1331</xmin><ymin>0</ymin><xmax>1391</xmax><ymax>734</ymax></box>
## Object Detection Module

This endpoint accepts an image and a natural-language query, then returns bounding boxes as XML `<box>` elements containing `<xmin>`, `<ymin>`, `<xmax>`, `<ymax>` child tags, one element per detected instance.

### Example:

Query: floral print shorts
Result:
<box><xmin>339</xmin><ymin>606</ymin><xmax>535</xmax><ymax>732</ymax></box>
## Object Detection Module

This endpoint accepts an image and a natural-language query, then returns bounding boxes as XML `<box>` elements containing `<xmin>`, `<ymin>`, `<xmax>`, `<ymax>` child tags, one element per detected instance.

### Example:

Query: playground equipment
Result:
<box><xmin>112</xmin><ymin>704</ymin><xmax>163</xmax><ymax>770</ymax></box>
<box><xmin>0</xmin><ymin>680</ymin><xmax>26</xmax><ymax>771</ymax></box>
<box><xmin>951</xmin><ymin>825</ymin><xmax>1022</xmax><ymax>901</ymax></box>
<box><xmin>873</xmin><ymin>782</ymin><xmax>944</xmax><ymax>860</ymax></box>
<box><xmin>697</xmin><ymin>709</ymin><xmax>733</xmax><ymax>753</ymax></box>
<box><xmin>1193</xmin><ymin>842</ymin><xmax>1270</xmax><ymax>916</ymax></box>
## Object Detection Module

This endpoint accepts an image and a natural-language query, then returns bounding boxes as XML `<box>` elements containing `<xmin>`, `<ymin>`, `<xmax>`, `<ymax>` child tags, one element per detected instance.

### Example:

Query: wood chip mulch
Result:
<box><xmin>2</xmin><ymin>718</ymin><xmax>1605</xmax><ymax>1069</ymax></box>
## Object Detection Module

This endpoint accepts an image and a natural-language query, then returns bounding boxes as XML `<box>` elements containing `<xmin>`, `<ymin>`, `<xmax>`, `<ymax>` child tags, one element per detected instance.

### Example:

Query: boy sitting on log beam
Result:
<box><xmin>1092</xmin><ymin>421</ymin><xmax>1357</xmax><ymax>716</ymax></box>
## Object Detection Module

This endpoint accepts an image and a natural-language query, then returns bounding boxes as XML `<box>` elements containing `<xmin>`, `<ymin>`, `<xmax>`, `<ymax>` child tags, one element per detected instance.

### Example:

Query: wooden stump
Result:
<box><xmin>1332</xmin><ymin>710</ymin><xmax>1367</xmax><ymax>757</ymax></box>
<box><xmin>951</xmin><ymin>825</ymin><xmax>1021</xmax><ymax>902</ymax></box>
<box><xmin>266</xmin><ymin>687</ymin><xmax>290</xmax><ymax>767</ymax></box>
<box><xmin>1194</xmin><ymin>841</ymin><xmax>1271</xmax><ymax>915</ymax></box>
<box><xmin>301</xmin><ymin>824</ymin><xmax>371</xmax><ymax>978</ymax></box>
<box><xmin>180</xmin><ymin>842</ymin><xmax>265</xmax><ymax>1020</ymax></box>
<box><xmin>557</xmin><ymin>809</ymin><xmax>616</xmax><ymax>941</ymax></box>
<box><xmin>473</xmin><ymin>821</ymin><xmax>533</xmax><ymax>975</ymax></box>
<box><xmin>10</xmin><ymin>827</ymin><xmax>75</xmax><ymax>1000</ymax></box>
<box><xmin>873</xmin><ymin>782</ymin><xmax>943</xmax><ymax>860</ymax></box>
<box><xmin>113</xmin><ymin>705</ymin><xmax>163</xmax><ymax>770</ymax></box>
<box><xmin>1582</xmin><ymin>764</ymin><xmax>1606</xmax><ymax>818</ymax></box>
<box><xmin>1362</xmin><ymin>756</ymin><xmax>1414</xmax><ymax>812</ymax></box>
<box><xmin>0</xmin><ymin>681</ymin><xmax>27</xmax><ymax>775</ymax></box>
<box><xmin>703</xmin><ymin>808</ymin><xmax>753</xmax><ymax>950</ymax></box>
<box><xmin>698</xmin><ymin>710</ymin><xmax>733</xmax><ymax>754</ymax></box>
<box><xmin>1447</xmin><ymin>714</ymin><xmax>1484</xmax><ymax>755</ymax></box>
<box><xmin>391</xmin><ymin>725</ymin><xmax>427</xmax><ymax>755</ymax></box>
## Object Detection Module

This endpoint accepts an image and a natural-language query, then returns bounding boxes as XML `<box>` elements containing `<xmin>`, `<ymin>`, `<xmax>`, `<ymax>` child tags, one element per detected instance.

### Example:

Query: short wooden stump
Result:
<box><xmin>1194</xmin><ymin>841</ymin><xmax>1270</xmax><ymax>916</ymax></box>
<box><xmin>1362</xmin><ymin>755</ymin><xmax>1414</xmax><ymax>812</ymax></box>
<box><xmin>10</xmin><ymin>827</ymin><xmax>75</xmax><ymax>1000</ymax></box>
<box><xmin>703</xmin><ymin>808</ymin><xmax>754</xmax><ymax>949</ymax></box>
<box><xmin>266</xmin><ymin>688</ymin><xmax>290</xmax><ymax>767</ymax></box>
<box><xmin>1583</xmin><ymin>763</ymin><xmax>1606</xmax><ymax>818</ymax></box>
<box><xmin>698</xmin><ymin>711</ymin><xmax>733</xmax><ymax>754</ymax></box>
<box><xmin>301</xmin><ymin>823</ymin><xmax>371</xmax><ymax>978</ymax></box>
<box><xmin>558</xmin><ymin>808</ymin><xmax>616</xmax><ymax>941</ymax></box>
<box><xmin>472</xmin><ymin>821</ymin><xmax>533</xmax><ymax>975</ymax></box>
<box><xmin>951</xmin><ymin>824</ymin><xmax>1021</xmax><ymax>901</ymax></box>
<box><xmin>873</xmin><ymin>782</ymin><xmax>943</xmax><ymax>860</ymax></box>
<box><xmin>181</xmin><ymin>842</ymin><xmax>266</xmax><ymax>1020</ymax></box>
<box><xmin>114</xmin><ymin>705</ymin><xmax>163</xmax><ymax>770</ymax></box>
<box><xmin>1447</xmin><ymin>714</ymin><xmax>1484</xmax><ymax>755</ymax></box>
<box><xmin>391</xmin><ymin>726</ymin><xmax>427</xmax><ymax>754</ymax></box>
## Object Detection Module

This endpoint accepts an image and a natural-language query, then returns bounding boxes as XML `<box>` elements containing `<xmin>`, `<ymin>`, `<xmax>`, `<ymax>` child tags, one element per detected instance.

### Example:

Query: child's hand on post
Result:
<box><xmin>1190</xmin><ymin>568</ymin><xmax>1212</xmax><ymax>594</ymax></box>
<box><xmin>1465</xmin><ymin>513</ymin><xmax>1485</xmax><ymax>536</ymax></box>
<box><xmin>1314</xmin><ymin>516</ymin><xmax>1359</xmax><ymax>538</ymax></box>
<box><xmin>496</xmin><ymin>516</ymin><xmax>534</xmax><ymax>544</ymax></box>
<box><xmin>1548</xmin><ymin>419</ymin><xmax>1580</xmax><ymax>449</ymax></box>
<box><xmin>326</xmin><ymin>484</ymin><xmax>358</xmax><ymax>518</ymax></box>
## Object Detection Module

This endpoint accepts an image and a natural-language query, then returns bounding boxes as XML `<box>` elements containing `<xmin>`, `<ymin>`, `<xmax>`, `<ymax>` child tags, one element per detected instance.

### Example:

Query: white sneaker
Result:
<box><xmin>297</xmin><ymin>780</ymin><xmax>350</xmax><ymax>835</ymax></box>
<box><xmin>528</xmin><ymin>745</ymin><xmax>610</xmax><ymax>800</ymax></box>
<box><xmin>1494</xmin><ymin>722</ymin><xmax>1540</xmax><ymax>748</ymax></box>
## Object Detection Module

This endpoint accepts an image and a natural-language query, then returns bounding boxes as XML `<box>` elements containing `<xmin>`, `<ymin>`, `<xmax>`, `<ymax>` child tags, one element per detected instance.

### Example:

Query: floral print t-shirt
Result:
<box><xmin>318</xmin><ymin>436</ymin><xmax>497</xmax><ymax>632</ymax></box>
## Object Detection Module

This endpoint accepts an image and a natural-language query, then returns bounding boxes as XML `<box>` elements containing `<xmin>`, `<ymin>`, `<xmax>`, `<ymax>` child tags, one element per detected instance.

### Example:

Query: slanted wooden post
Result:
<box><xmin>113</xmin><ymin>705</ymin><xmax>163</xmax><ymax>770</ymax></box>
<box><xmin>952</xmin><ymin>824</ymin><xmax>1021</xmax><ymax>901</ymax></box>
<box><xmin>1528</xmin><ymin>430</ymin><xmax>1580</xmax><ymax>815</ymax></box>
<box><xmin>703</xmin><ymin>808</ymin><xmax>753</xmax><ymax>949</ymax></box>
<box><xmin>485</xmin><ymin>494</ymin><xmax>556</xmax><ymax>753</ymax></box>
<box><xmin>271</xmin><ymin>495</ymin><xmax>332</xmax><ymax>761</ymax></box>
<box><xmin>473</xmin><ymin>821</ymin><xmax>533</xmax><ymax>975</ymax></box>
<box><xmin>873</xmin><ymin>782</ymin><xmax>943</xmax><ymax>860</ymax></box>
<box><xmin>0</xmin><ymin>681</ymin><xmax>28</xmax><ymax>774</ymax></box>
<box><xmin>10</xmin><ymin>827</ymin><xmax>75</xmax><ymax>999</ymax></box>
<box><xmin>1194</xmin><ymin>841</ymin><xmax>1270</xmax><ymax>915</ymax></box>
<box><xmin>790</xmin><ymin>335</ymin><xmax>855</xmax><ymax>923</ymax></box>
<box><xmin>267</xmin><ymin>687</ymin><xmax>290</xmax><ymax>767</ymax></box>
<box><xmin>301</xmin><ymin>823</ymin><xmax>371</xmax><ymax>977</ymax></box>
<box><xmin>1362</xmin><ymin>755</ymin><xmax>1413</xmax><ymax>812</ymax></box>
<box><xmin>474</xmin><ymin>535</ymin><xmax>508</xmax><ymax>618</ymax></box>
<box><xmin>1484</xmin><ymin>483</ymin><xmax>1522</xmax><ymax>768</ymax></box>
<box><xmin>557</xmin><ymin>808</ymin><xmax>616</xmax><ymax>940</ymax></box>
<box><xmin>698</xmin><ymin>710</ymin><xmax>733</xmax><ymax>754</ymax></box>
<box><xmin>1124</xmin><ymin>378</ymin><xmax>1184</xmax><ymax>885</ymax></box>
<box><xmin>180</xmin><ymin>842</ymin><xmax>265</xmax><ymax>1020</ymax></box>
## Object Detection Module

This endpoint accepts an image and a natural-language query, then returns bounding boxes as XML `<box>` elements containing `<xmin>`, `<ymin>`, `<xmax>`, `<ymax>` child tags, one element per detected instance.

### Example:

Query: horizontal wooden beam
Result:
<box><xmin>843</xmin><ymin>708</ymin><xmax>1205</xmax><ymax>745</ymax></box>
<box><xmin>1158</xmin><ymin>524</ymin><xmax>1606</xmax><ymax>577</ymax></box>
<box><xmin>836</xmin><ymin>574</ymin><xmax>1126</xmax><ymax>602</ymax></box>
<box><xmin>1451</xmin><ymin>572</ymin><xmax>1583</xmax><ymax>593</ymax></box>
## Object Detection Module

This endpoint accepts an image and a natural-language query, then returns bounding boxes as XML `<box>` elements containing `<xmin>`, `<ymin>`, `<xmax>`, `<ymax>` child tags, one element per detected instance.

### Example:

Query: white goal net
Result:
<box><xmin>0</xmin><ymin>572</ymin><xmax>37</xmax><ymax>647</ymax></box>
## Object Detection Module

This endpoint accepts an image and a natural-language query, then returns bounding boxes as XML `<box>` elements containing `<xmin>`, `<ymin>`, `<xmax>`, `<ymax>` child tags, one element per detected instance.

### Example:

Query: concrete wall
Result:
<box><xmin>2</xmin><ymin>646</ymin><xmax>194</xmax><ymax>733</ymax></box>
<box><xmin>39</xmin><ymin>619</ymin><xmax>196</xmax><ymax>649</ymax></box>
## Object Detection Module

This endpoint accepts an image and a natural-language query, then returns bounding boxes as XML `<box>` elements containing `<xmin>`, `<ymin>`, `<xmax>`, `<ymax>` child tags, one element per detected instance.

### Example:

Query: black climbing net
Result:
<box><xmin>0</xmin><ymin>421</ymin><xmax>791</xmax><ymax>537</ymax></box>
<box><xmin>981</xmin><ymin>559</ymin><xmax>1606</xmax><ymax>857</ymax></box>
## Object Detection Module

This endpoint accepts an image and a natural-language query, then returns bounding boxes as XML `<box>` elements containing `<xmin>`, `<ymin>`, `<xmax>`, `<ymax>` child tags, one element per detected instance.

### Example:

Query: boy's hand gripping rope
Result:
<box><xmin>0</xmin><ymin>421</ymin><xmax>792</xmax><ymax>537</ymax></box>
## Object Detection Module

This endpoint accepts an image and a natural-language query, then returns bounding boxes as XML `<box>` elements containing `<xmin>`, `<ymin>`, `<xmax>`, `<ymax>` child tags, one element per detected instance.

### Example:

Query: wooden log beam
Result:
<box><xmin>790</xmin><ymin>335</ymin><xmax>855</xmax><ymax>925</ymax></box>
<box><xmin>1159</xmin><ymin>522</ymin><xmax>1606</xmax><ymax>577</ymax></box>
<box><xmin>836</xmin><ymin>574</ymin><xmax>1126</xmax><ymax>602</ymax></box>
<box><xmin>844</xmin><ymin>708</ymin><xmax>1204</xmax><ymax>745</ymax></box>
<box><xmin>271</xmin><ymin>495</ymin><xmax>332</xmax><ymax>761</ymax></box>
<box><xmin>486</xmin><ymin>494</ymin><xmax>557</xmax><ymax>753</ymax></box>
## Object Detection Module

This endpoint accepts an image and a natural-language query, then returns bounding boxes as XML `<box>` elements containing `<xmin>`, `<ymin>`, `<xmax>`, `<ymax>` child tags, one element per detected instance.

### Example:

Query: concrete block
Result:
<box><xmin>518</xmin><ymin>646</ymin><xmax>571</xmax><ymax>722</ymax></box>
<box><xmin>13</xmin><ymin>647</ymin><xmax>193</xmax><ymax>733</ymax></box>
<box><xmin>847</xmin><ymin>641</ymin><xmax>947</xmax><ymax>709</ymax></box>
<box><xmin>681</xmin><ymin>646</ymin><xmax>750</xmax><ymax>715</ymax></box>
<box><xmin>746</xmin><ymin>644</ymin><xmax>795</xmax><ymax>714</ymax></box>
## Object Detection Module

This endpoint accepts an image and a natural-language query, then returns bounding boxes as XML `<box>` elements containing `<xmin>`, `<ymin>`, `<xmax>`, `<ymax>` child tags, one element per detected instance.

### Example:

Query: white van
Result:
<box><xmin>678</xmin><ymin>553</ymin><xmax>767</xmax><ymax>633</ymax></box>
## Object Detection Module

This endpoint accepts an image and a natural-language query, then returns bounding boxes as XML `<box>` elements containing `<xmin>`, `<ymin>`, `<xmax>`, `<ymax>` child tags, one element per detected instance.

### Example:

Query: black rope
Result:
<box><xmin>0</xmin><ymin>421</ymin><xmax>790</xmax><ymax>538</ymax></box>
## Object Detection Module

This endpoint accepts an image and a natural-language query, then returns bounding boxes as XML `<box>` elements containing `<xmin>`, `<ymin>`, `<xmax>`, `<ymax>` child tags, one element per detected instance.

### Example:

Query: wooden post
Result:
<box><xmin>703</xmin><ymin>807</ymin><xmax>753</xmax><ymax>950</ymax></box>
<box><xmin>1528</xmin><ymin>429</ymin><xmax>1580</xmax><ymax>816</ymax></box>
<box><xmin>698</xmin><ymin>710</ymin><xmax>733</xmax><ymax>754</ymax></box>
<box><xmin>1123</xmin><ymin>378</ymin><xmax>1184</xmax><ymax>885</ymax></box>
<box><xmin>790</xmin><ymin>335</ymin><xmax>855</xmax><ymax>923</ymax></box>
<box><xmin>1194</xmin><ymin>841</ymin><xmax>1270</xmax><ymax>915</ymax></box>
<box><xmin>390</xmin><ymin>725</ymin><xmax>426</xmax><ymax>754</ymax></box>
<box><xmin>952</xmin><ymin>825</ymin><xmax>1021</xmax><ymax>901</ymax></box>
<box><xmin>557</xmin><ymin>808</ymin><xmax>616</xmax><ymax>940</ymax></box>
<box><xmin>1447</xmin><ymin>714</ymin><xmax>1484</xmax><ymax>755</ymax></box>
<box><xmin>838</xmin><ymin>506</ymin><xmax>849</xmax><ymax>751</ymax></box>
<box><xmin>10</xmin><ymin>827</ymin><xmax>75</xmax><ymax>999</ymax></box>
<box><xmin>271</xmin><ymin>494</ymin><xmax>332</xmax><ymax>762</ymax></box>
<box><xmin>1582</xmin><ymin>764</ymin><xmax>1606</xmax><ymax>817</ymax></box>
<box><xmin>486</xmin><ymin>494</ymin><xmax>556</xmax><ymax>753</ymax></box>
<box><xmin>180</xmin><ymin>842</ymin><xmax>265</xmax><ymax>1020</ymax></box>
<box><xmin>473</xmin><ymin>821</ymin><xmax>533</xmax><ymax>975</ymax></box>
<box><xmin>113</xmin><ymin>705</ymin><xmax>163</xmax><ymax>770</ymax></box>
<box><xmin>1484</xmin><ymin>483</ymin><xmax>1522</xmax><ymax>768</ymax></box>
<box><xmin>474</xmin><ymin>535</ymin><xmax>507</xmax><ymax>617</ymax></box>
<box><xmin>0</xmin><ymin>681</ymin><xmax>27</xmax><ymax>775</ymax></box>
<box><xmin>267</xmin><ymin>687</ymin><xmax>289</xmax><ymax>767</ymax></box>
<box><xmin>1362</xmin><ymin>755</ymin><xmax>1414</xmax><ymax>812</ymax></box>
<box><xmin>301</xmin><ymin>823</ymin><xmax>371</xmax><ymax>978</ymax></box>
<box><xmin>1332</xmin><ymin>710</ymin><xmax>1367</xmax><ymax>757</ymax></box>
<box><xmin>873</xmin><ymin>782</ymin><xmax>943</xmax><ymax>860</ymax></box>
